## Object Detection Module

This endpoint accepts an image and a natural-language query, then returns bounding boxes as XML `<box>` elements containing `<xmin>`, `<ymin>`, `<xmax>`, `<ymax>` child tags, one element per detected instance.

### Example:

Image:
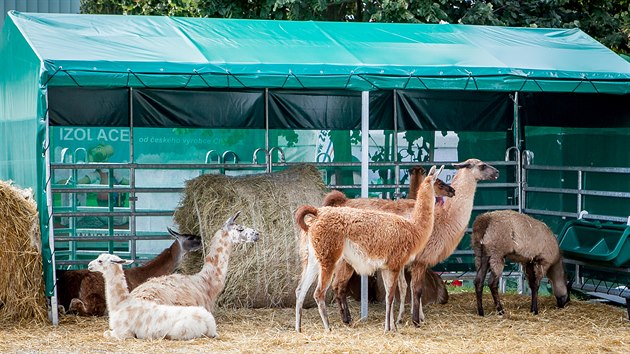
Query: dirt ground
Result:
<box><xmin>0</xmin><ymin>292</ymin><xmax>628</xmax><ymax>353</ymax></box>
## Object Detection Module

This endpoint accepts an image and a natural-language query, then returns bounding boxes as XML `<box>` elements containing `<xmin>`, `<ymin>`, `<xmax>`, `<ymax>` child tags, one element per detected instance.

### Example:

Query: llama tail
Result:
<box><xmin>295</xmin><ymin>205</ymin><xmax>318</xmax><ymax>232</ymax></box>
<box><xmin>322</xmin><ymin>190</ymin><xmax>347</xmax><ymax>207</ymax></box>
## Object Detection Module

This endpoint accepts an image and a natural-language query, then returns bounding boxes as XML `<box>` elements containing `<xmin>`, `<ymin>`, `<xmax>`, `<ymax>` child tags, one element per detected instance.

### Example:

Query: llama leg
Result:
<box><xmin>488</xmin><ymin>257</ymin><xmax>505</xmax><ymax>315</ymax></box>
<box><xmin>527</xmin><ymin>262</ymin><xmax>544</xmax><ymax>315</ymax></box>
<box><xmin>331</xmin><ymin>260</ymin><xmax>355</xmax><ymax>325</ymax></box>
<box><xmin>396</xmin><ymin>270</ymin><xmax>407</xmax><ymax>324</ymax></box>
<box><xmin>294</xmin><ymin>250</ymin><xmax>320</xmax><ymax>332</ymax></box>
<box><xmin>314</xmin><ymin>262</ymin><xmax>336</xmax><ymax>332</ymax></box>
<box><xmin>474</xmin><ymin>254</ymin><xmax>491</xmax><ymax>316</ymax></box>
<box><xmin>106</xmin><ymin>327</ymin><xmax>134</xmax><ymax>340</ymax></box>
<box><xmin>410</xmin><ymin>262</ymin><xmax>428</xmax><ymax>326</ymax></box>
<box><xmin>381</xmin><ymin>270</ymin><xmax>399</xmax><ymax>332</ymax></box>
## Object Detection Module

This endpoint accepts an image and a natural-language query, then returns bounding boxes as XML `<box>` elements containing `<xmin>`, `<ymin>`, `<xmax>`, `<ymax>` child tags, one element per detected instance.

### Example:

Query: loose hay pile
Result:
<box><xmin>1</xmin><ymin>293</ymin><xmax>628</xmax><ymax>353</ymax></box>
<box><xmin>0</xmin><ymin>180</ymin><xmax>47</xmax><ymax>323</ymax></box>
<box><xmin>174</xmin><ymin>164</ymin><xmax>328</xmax><ymax>308</ymax></box>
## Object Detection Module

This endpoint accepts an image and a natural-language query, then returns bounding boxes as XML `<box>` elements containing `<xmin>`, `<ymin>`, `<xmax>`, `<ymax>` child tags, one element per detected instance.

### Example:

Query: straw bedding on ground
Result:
<box><xmin>1</xmin><ymin>292</ymin><xmax>627</xmax><ymax>353</ymax></box>
<box><xmin>0</xmin><ymin>180</ymin><xmax>47</xmax><ymax>324</ymax></box>
<box><xmin>174</xmin><ymin>164</ymin><xmax>328</xmax><ymax>308</ymax></box>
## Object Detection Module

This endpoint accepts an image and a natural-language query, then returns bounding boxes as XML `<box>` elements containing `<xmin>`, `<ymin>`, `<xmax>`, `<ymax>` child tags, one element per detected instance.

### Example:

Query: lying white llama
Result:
<box><xmin>332</xmin><ymin>158</ymin><xmax>499</xmax><ymax>325</ymax></box>
<box><xmin>88</xmin><ymin>253</ymin><xmax>217</xmax><ymax>340</ymax></box>
<box><xmin>471</xmin><ymin>210</ymin><xmax>570</xmax><ymax>316</ymax></box>
<box><xmin>294</xmin><ymin>166</ymin><xmax>446</xmax><ymax>332</ymax></box>
<box><xmin>129</xmin><ymin>211</ymin><xmax>260</xmax><ymax>312</ymax></box>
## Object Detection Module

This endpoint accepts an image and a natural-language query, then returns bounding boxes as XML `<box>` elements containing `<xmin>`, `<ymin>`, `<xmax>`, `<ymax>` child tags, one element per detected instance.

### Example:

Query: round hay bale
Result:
<box><xmin>0</xmin><ymin>180</ymin><xmax>47</xmax><ymax>323</ymax></box>
<box><xmin>175</xmin><ymin>164</ymin><xmax>328</xmax><ymax>308</ymax></box>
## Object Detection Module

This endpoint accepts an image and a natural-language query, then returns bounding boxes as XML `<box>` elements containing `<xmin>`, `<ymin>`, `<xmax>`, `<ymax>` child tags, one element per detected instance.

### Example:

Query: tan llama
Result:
<box><xmin>88</xmin><ymin>253</ymin><xmax>217</xmax><ymax>340</ymax></box>
<box><xmin>294</xmin><ymin>166</ymin><xmax>447</xmax><ymax>332</ymax></box>
<box><xmin>322</xmin><ymin>165</ymin><xmax>454</xmax><ymax>325</ymax></box>
<box><xmin>331</xmin><ymin>158</ymin><xmax>499</xmax><ymax>326</ymax></box>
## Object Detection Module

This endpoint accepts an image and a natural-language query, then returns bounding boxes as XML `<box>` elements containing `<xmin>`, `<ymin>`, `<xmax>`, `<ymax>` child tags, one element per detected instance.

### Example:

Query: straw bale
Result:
<box><xmin>174</xmin><ymin>164</ymin><xmax>328</xmax><ymax>308</ymax></box>
<box><xmin>0</xmin><ymin>180</ymin><xmax>47</xmax><ymax>323</ymax></box>
<box><xmin>1</xmin><ymin>292</ymin><xmax>628</xmax><ymax>353</ymax></box>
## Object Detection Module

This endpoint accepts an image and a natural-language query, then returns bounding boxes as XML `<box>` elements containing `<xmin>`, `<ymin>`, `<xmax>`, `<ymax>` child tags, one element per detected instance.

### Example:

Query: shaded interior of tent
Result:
<box><xmin>1</xmin><ymin>11</ymin><xmax>629</xmax><ymax>323</ymax></box>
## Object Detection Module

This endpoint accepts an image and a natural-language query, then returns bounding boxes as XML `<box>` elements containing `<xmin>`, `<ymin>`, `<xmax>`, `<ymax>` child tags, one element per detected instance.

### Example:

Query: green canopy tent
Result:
<box><xmin>1</xmin><ymin>11</ymin><xmax>629</xmax><ymax>324</ymax></box>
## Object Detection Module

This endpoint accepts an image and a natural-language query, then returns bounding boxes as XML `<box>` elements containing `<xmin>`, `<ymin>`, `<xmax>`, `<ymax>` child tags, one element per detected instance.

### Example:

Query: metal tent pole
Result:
<box><xmin>129</xmin><ymin>88</ymin><xmax>137</xmax><ymax>261</ymax></box>
<box><xmin>44</xmin><ymin>93</ymin><xmax>59</xmax><ymax>325</ymax></box>
<box><xmin>513</xmin><ymin>91</ymin><xmax>525</xmax><ymax>294</ymax></box>
<box><xmin>393</xmin><ymin>90</ymin><xmax>399</xmax><ymax>198</ymax></box>
<box><xmin>360</xmin><ymin>91</ymin><xmax>370</xmax><ymax>320</ymax></box>
<box><xmin>265</xmin><ymin>88</ymin><xmax>269</xmax><ymax>151</ymax></box>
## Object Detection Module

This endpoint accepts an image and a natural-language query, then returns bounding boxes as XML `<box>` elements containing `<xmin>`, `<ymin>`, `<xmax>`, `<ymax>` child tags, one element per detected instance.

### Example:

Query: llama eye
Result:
<box><xmin>480</xmin><ymin>165</ymin><xmax>486</xmax><ymax>170</ymax></box>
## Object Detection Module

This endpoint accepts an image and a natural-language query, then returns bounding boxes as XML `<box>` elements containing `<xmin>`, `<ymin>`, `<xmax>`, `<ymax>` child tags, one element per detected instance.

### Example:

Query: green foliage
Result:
<box><xmin>81</xmin><ymin>0</ymin><xmax>629</xmax><ymax>54</ymax></box>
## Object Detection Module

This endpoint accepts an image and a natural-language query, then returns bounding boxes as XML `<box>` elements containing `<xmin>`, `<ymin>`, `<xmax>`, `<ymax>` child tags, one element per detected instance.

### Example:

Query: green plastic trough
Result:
<box><xmin>558</xmin><ymin>219</ymin><xmax>630</xmax><ymax>268</ymax></box>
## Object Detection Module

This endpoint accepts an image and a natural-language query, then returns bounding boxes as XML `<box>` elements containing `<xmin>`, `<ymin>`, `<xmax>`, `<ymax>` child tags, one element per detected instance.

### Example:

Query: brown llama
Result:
<box><xmin>294</xmin><ymin>166</ymin><xmax>449</xmax><ymax>332</ymax></box>
<box><xmin>56</xmin><ymin>228</ymin><xmax>202</xmax><ymax>316</ymax></box>
<box><xmin>323</xmin><ymin>166</ymin><xmax>453</xmax><ymax>325</ymax></box>
<box><xmin>332</xmin><ymin>158</ymin><xmax>499</xmax><ymax>326</ymax></box>
<box><xmin>129</xmin><ymin>211</ymin><xmax>260</xmax><ymax>313</ymax></box>
<box><xmin>472</xmin><ymin>210</ymin><xmax>570</xmax><ymax>316</ymax></box>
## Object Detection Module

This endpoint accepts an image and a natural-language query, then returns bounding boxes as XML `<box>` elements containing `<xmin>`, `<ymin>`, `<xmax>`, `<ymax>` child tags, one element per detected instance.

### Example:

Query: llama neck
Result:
<box><xmin>411</xmin><ymin>179</ymin><xmax>436</xmax><ymax>233</ymax></box>
<box><xmin>424</xmin><ymin>169</ymin><xmax>480</xmax><ymax>264</ymax></box>
<box><xmin>408</xmin><ymin>172</ymin><xmax>423</xmax><ymax>200</ymax></box>
<box><xmin>103</xmin><ymin>266</ymin><xmax>130</xmax><ymax>311</ymax></box>
<box><xmin>440</xmin><ymin>169</ymin><xmax>478</xmax><ymax>233</ymax></box>
<box><xmin>124</xmin><ymin>242</ymin><xmax>181</xmax><ymax>289</ymax></box>
<box><xmin>199</xmin><ymin>229</ymin><xmax>234</xmax><ymax>302</ymax></box>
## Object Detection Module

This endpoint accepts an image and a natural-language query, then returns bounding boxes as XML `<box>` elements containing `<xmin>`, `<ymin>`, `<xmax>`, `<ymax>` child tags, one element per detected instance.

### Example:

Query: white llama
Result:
<box><xmin>88</xmin><ymin>253</ymin><xmax>217</xmax><ymax>340</ymax></box>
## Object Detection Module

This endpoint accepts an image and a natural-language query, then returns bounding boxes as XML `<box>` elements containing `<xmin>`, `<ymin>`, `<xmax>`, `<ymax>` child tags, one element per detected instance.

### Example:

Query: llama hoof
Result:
<box><xmin>497</xmin><ymin>309</ymin><xmax>505</xmax><ymax>316</ymax></box>
<box><xmin>477</xmin><ymin>309</ymin><xmax>485</xmax><ymax>317</ymax></box>
<box><xmin>412</xmin><ymin>319</ymin><xmax>425</xmax><ymax>327</ymax></box>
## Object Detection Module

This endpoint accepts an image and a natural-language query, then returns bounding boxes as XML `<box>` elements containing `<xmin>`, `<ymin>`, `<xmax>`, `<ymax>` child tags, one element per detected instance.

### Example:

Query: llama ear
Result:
<box><xmin>436</xmin><ymin>165</ymin><xmax>444</xmax><ymax>178</ymax></box>
<box><xmin>112</xmin><ymin>257</ymin><xmax>133</xmax><ymax>266</ymax></box>
<box><xmin>428</xmin><ymin>165</ymin><xmax>437</xmax><ymax>177</ymax></box>
<box><xmin>167</xmin><ymin>227</ymin><xmax>182</xmax><ymax>238</ymax></box>
<box><xmin>168</xmin><ymin>227</ymin><xmax>198</xmax><ymax>240</ymax></box>
<box><xmin>225</xmin><ymin>210</ymin><xmax>242</xmax><ymax>226</ymax></box>
<box><xmin>452</xmin><ymin>160</ymin><xmax>471</xmax><ymax>169</ymax></box>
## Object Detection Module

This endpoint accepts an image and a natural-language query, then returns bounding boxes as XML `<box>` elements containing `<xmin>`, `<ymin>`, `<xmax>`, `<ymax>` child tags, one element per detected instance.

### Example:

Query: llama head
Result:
<box><xmin>222</xmin><ymin>210</ymin><xmax>261</xmax><ymax>244</ymax></box>
<box><xmin>452</xmin><ymin>158</ymin><xmax>499</xmax><ymax>181</ymax></box>
<box><xmin>88</xmin><ymin>253</ymin><xmax>134</xmax><ymax>274</ymax></box>
<box><xmin>409</xmin><ymin>166</ymin><xmax>425</xmax><ymax>178</ymax></box>
<box><xmin>434</xmin><ymin>177</ymin><xmax>455</xmax><ymax>198</ymax></box>
<box><xmin>547</xmin><ymin>259</ymin><xmax>570</xmax><ymax>309</ymax></box>
<box><xmin>167</xmin><ymin>227</ymin><xmax>203</xmax><ymax>253</ymax></box>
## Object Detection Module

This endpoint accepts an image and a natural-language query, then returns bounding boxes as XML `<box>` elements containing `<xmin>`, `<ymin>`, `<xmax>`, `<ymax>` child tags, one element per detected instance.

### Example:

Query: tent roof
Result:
<box><xmin>6</xmin><ymin>11</ymin><xmax>630</xmax><ymax>93</ymax></box>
